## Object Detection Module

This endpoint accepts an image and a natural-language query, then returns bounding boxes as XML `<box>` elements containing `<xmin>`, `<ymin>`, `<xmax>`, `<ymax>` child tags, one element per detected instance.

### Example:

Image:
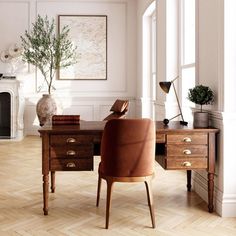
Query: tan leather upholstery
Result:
<box><xmin>110</xmin><ymin>99</ymin><xmax>129</xmax><ymax>113</ymax></box>
<box><xmin>103</xmin><ymin>99</ymin><xmax>129</xmax><ymax>121</ymax></box>
<box><xmin>100</xmin><ymin>119</ymin><xmax>155</xmax><ymax>177</ymax></box>
<box><xmin>96</xmin><ymin>118</ymin><xmax>156</xmax><ymax>229</ymax></box>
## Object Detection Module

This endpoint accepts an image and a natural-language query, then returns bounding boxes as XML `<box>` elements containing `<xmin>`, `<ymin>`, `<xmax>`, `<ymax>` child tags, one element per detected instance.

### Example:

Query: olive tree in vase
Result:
<box><xmin>21</xmin><ymin>15</ymin><xmax>77</xmax><ymax>126</ymax></box>
<box><xmin>188</xmin><ymin>85</ymin><xmax>214</xmax><ymax>128</ymax></box>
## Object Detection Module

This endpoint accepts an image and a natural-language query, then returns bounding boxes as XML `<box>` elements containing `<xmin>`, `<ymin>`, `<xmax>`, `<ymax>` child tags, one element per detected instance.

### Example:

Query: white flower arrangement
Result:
<box><xmin>8</xmin><ymin>44</ymin><xmax>23</xmax><ymax>58</ymax></box>
<box><xmin>0</xmin><ymin>50</ymin><xmax>12</xmax><ymax>63</ymax></box>
<box><xmin>0</xmin><ymin>44</ymin><xmax>23</xmax><ymax>63</ymax></box>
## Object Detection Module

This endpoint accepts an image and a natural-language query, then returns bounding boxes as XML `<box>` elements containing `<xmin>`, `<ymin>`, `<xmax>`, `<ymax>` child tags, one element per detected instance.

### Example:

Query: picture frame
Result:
<box><xmin>58</xmin><ymin>15</ymin><xmax>107</xmax><ymax>80</ymax></box>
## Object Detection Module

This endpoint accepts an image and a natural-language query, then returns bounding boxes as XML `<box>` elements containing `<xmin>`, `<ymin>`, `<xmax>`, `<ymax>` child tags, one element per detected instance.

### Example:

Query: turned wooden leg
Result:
<box><xmin>43</xmin><ymin>174</ymin><xmax>49</xmax><ymax>215</ymax></box>
<box><xmin>105</xmin><ymin>179</ymin><xmax>114</xmax><ymax>229</ymax></box>
<box><xmin>145</xmin><ymin>180</ymin><xmax>156</xmax><ymax>228</ymax></box>
<box><xmin>51</xmin><ymin>171</ymin><xmax>55</xmax><ymax>193</ymax></box>
<box><xmin>208</xmin><ymin>173</ymin><xmax>214</xmax><ymax>213</ymax></box>
<box><xmin>96</xmin><ymin>175</ymin><xmax>102</xmax><ymax>207</ymax></box>
<box><xmin>187</xmin><ymin>170</ymin><xmax>192</xmax><ymax>192</ymax></box>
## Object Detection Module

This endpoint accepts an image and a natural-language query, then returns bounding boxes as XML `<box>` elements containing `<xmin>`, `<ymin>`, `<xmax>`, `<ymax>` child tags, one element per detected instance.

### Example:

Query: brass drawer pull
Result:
<box><xmin>182</xmin><ymin>161</ymin><xmax>192</xmax><ymax>167</ymax></box>
<box><xmin>183</xmin><ymin>149</ymin><xmax>192</xmax><ymax>155</ymax></box>
<box><xmin>66</xmin><ymin>162</ymin><xmax>76</xmax><ymax>168</ymax></box>
<box><xmin>66</xmin><ymin>138</ymin><xmax>76</xmax><ymax>143</ymax></box>
<box><xmin>183</xmin><ymin>137</ymin><xmax>192</xmax><ymax>143</ymax></box>
<box><xmin>66</xmin><ymin>150</ymin><xmax>76</xmax><ymax>156</ymax></box>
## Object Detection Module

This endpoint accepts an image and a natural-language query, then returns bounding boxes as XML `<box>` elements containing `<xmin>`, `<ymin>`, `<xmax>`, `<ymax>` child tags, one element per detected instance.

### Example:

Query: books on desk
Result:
<box><xmin>52</xmin><ymin>115</ymin><xmax>80</xmax><ymax>125</ymax></box>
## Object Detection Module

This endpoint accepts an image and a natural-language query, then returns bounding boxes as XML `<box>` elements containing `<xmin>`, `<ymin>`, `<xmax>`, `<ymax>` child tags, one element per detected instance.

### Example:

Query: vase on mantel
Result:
<box><xmin>36</xmin><ymin>94</ymin><xmax>57</xmax><ymax>126</ymax></box>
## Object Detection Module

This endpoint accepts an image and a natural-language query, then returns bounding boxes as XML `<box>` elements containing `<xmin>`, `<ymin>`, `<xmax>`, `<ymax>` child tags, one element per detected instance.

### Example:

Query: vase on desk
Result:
<box><xmin>36</xmin><ymin>94</ymin><xmax>57</xmax><ymax>126</ymax></box>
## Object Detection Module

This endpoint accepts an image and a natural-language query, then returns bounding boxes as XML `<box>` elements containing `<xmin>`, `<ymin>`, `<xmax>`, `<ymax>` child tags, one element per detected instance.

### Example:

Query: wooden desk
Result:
<box><xmin>38</xmin><ymin>121</ymin><xmax>218</xmax><ymax>215</ymax></box>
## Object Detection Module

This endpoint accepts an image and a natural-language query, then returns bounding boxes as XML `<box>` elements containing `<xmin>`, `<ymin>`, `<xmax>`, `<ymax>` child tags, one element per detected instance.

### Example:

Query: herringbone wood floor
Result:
<box><xmin>0</xmin><ymin>136</ymin><xmax>236</xmax><ymax>235</ymax></box>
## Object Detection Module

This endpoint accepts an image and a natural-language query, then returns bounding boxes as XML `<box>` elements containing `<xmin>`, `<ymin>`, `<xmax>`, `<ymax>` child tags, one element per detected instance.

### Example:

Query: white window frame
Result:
<box><xmin>179</xmin><ymin>0</ymin><xmax>197</xmax><ymax>120</ymax></box>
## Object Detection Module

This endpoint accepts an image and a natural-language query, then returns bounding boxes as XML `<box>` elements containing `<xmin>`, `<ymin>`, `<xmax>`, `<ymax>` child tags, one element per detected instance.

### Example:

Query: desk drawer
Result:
<box><xmin>156</xmin><ymin>134</ymin><xmax>165</xmax><ymax>143</ymax></box>
<box><xmin>50</xmin><ymin>158</ymin><xmax>93</xmax><ymax>171</ymax></box>
<box><xmin>50</xmin><ymin>135</ymin><xmax>93</xmax><ymax>145</ymax></box>
<box><xmin>166</xmin><ymin>157</ymin><xmax>207</xmax><ymax>169</ymax></box>
<box><xmin>167</xmin><ymin>145</ymin><xmax>208</xmax><ymax>157</ymax></box>
<box><xmin>167</xmin><ymin>134</ymin><xmax>208</xmax><ymax>144</ymax></box>
<box><xmin>50</xmin><ymin>144</ymin><xmax>93</xmax><ymax>159</ymax></box>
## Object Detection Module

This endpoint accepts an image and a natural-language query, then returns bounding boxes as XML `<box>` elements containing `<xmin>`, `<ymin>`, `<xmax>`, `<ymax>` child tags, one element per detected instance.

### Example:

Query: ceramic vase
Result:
<box><xmin>36</xmin><ymin>94</ymin><xmax>57</xmax><ymax>126</ymax></box>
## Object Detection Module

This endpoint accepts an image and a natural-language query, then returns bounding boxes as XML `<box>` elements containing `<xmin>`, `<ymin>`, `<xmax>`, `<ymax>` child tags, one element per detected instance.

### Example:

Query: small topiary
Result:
<box><xmin>188</xmin><ymin>85</ymin><xmax>214</xmax><ymax>112</ymax></box>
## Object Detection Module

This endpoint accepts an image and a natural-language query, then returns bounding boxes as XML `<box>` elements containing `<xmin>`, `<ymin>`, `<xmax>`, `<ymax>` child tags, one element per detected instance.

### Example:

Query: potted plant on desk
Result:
<box><xmin>20</xmin><ymin>15</ymin><xmax>77</xmax><ymax>126</ymax></box>
<box><xmin>188</xmin><ymin>84</ymin><xmax>214</xmax><ymax>127</ymax></box>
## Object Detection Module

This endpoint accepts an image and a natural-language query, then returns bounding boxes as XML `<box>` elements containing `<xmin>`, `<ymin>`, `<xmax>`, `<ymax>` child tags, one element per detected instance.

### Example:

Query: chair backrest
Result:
<box><xmin>103</xmin><ymin>99</ymin><xmax>129</xmax><ymax>121</ymax></box>
<box><xmin>100</xmin><ymin>118</ymin><xmax>155</xmax><ymax>177</ymax></box>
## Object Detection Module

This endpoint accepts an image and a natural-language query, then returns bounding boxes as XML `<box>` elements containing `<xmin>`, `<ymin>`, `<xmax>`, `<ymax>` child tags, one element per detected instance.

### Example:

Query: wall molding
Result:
<box><xmin>35</xmin><ymin>0</ymin><xmax>129</xmax><ymax>95</ymax></box>
<box><xmin>24</xmin><ymin>96</ymin><xmax>137</xmax><ymax>135</ymax></box>
<box><xmin>193</xmin><ymin>113</ymin><xmax>236</xmax><ymax>217</ymax></box>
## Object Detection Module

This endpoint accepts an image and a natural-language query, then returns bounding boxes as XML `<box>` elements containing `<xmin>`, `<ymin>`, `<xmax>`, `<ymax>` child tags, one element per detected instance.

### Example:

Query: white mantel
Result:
<box><xmin>0</xmin><ymin>79</ymin><xmax>24</xmax><ymax>140</ymax></box>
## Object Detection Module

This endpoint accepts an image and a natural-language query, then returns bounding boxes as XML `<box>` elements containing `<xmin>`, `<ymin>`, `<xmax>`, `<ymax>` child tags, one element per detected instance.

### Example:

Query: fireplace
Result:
<box><xmin>0</xmin><ymin>92</ymin><xmax>11</xmax><ymax>137</ymax></box>
<box><xmin>0</xmin><ymin>79</ymin><xmax>24</xmax><ymax>140</ymax></box>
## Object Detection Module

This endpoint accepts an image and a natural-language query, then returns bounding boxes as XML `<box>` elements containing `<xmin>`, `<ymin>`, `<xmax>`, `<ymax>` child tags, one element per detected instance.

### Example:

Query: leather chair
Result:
<box><xmin>103</xmin><ymin>99</ymin><xmax>129</xmax><ymax>121</ymax></box>
<box><xmin>96</xmin><ymin>118</ymin><xmax>156</xmax><ymax>229</ymax></box>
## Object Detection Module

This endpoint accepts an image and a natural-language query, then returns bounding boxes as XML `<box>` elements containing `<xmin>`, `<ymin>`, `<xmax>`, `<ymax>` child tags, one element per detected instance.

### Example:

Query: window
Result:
<box><xmin>142</xmin><ymin>1</ymin><xmax>156</xmax><ymax>118</ymax></box>
<box><xmin>180</xmin><ymin>0</ymin><xmax>196</xmax><ymax>120</ymax></box>
<box><xmin>151</xmin><ymin>11</ymin><xmax>156</xmax><ymax>102</ymax></box>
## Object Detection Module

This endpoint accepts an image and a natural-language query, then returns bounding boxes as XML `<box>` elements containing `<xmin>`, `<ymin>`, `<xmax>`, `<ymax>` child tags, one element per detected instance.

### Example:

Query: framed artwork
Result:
<box><xmin>58</xmin><ymin>15</ymin><xmax>107</xmax><ymax>80</ymax></box>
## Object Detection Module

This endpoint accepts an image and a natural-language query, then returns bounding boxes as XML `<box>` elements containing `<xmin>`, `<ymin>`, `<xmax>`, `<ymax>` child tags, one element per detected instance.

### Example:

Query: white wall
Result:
<box><xmin>220</xmin><ymin>0</ymin><xmax>236</xmax><ymax>217</ymax></box>
<box><xmin>193</xmin><ymin>0</ymin><xmax>223</xmax><ymax>215</ymax></box>
<box><xmin>0</xmin><ymin>0</ymin><xmax>137</xmax><ymax>134</ymax></box>
<box><xmin>198</xmin><ymin>0</ymin><xmax>220</xmax><ymax>111</ymax></box>
<box><xmin>155</xmin><ymin>0</ymin><xmax>166</xmax><ymax>121</ymax></box>
<box><xmin>194</xmin><ymin>0</ymin><xmax>236</xmax><ymax>217</ymax></box>
<box><xmin>156</xmin><ymin>0</ymin><xmax>179</xmax><ymax>121</ymax></box>
<box><xmin>136</xmin><ymin>0</ymin><xmax>155</xmax><ymax>117</ymax></box>
<box><xmin>136</xmin><ymin>0</ymin><xmax>154</xmax><ymax>100</ymax></box>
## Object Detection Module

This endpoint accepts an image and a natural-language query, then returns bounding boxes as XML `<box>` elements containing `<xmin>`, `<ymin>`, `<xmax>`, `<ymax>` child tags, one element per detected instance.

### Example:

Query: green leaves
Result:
<box><xmin>188</xmin><ymin>85</ymin><xmax>214</xmax><ymax>112</ymax></box>
<box><xmin>20</xmin><ymin>15</ymin><xmax>77</xmax><ymax>94</ymax></box>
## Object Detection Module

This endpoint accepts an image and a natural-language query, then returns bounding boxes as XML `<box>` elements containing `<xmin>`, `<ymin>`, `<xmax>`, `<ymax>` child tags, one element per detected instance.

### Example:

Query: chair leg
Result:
<box><xmin>96</xmin><ymin>175</ymin><xmax>102</xmax><ymax>207</ymax></box>
<box><xmin>105</xmin><ymin>179</ymin><xmax>114</xmax><ymax>229</ymax></box>
<box><xmin>145</xmin><ymin>180</ymin><xmax>156</xmax><ymax>228</ymax></box>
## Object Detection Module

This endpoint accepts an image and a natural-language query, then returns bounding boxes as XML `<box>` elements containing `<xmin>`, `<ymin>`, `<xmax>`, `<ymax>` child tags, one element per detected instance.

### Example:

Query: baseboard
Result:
<box><xmin>220</xmin><ymin>193</ymin><xmax>236</xmax><ymax>217</ymax></box>
<box><xmin>25</xmin><ymin>126</ymin><xmax>40</xmax><ymax>136</ymax></box>
<box><xmin>193</xmin><ymin>171</ymin><xmax>236</xmax><ymax>217</ymax></box>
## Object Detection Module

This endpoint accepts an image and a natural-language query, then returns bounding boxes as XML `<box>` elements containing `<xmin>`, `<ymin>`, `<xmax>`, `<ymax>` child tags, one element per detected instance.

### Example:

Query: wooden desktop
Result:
<box><xmin>38</xmin><ymin>121</ymin><xmax>219</xmax><ymax>215</ymax></box>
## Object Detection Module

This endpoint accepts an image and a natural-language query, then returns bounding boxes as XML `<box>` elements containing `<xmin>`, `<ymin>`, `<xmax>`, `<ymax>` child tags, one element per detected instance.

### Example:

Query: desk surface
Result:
<box><xmin>39</xmin><ymin>120</ymin><xmax>218</xmax><ymax>133</ymax></box>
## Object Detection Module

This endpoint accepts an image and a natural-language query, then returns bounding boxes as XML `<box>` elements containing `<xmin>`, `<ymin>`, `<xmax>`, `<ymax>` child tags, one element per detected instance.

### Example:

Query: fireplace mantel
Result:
<box><xmin>0</xmin><ymin>79</ymin><xmax>24</xmax><ymax>140</ymax></box>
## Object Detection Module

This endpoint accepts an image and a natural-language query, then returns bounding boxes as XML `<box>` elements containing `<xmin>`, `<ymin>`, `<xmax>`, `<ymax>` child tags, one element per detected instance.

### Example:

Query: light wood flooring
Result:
<box><xmin>0</xmin><ymin>136</ymin><xmax>236</xmax><ymax>236</ymax></box>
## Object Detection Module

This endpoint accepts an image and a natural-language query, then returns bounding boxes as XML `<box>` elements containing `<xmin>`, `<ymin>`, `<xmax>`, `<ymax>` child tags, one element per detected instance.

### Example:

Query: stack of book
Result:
<box><xmin>52</xmin><ymin>115</ymin><xmax>80</xmax><ymax>125</ymax></box>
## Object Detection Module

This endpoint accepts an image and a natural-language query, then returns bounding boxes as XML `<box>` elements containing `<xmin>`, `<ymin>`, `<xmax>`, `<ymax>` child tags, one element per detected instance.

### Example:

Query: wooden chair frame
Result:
<box><xmin>96</xmin><ymin>173</ymin><xmax>156</xmax><ymax>229</ymax></box>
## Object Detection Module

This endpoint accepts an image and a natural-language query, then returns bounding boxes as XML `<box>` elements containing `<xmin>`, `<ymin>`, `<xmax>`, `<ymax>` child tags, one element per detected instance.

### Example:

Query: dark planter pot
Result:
<box><xmin>193</xmin><ymin>112</ymin><xmax>209</xmax><ymax>128</ymax></box>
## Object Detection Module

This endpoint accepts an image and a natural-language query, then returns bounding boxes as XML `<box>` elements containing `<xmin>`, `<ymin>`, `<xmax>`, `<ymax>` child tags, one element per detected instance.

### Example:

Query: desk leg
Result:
<box><xmin>43</xmin><ymin>174</ymin><xmax>49</xmax><ymax>215</ymax></box>
<box><xmin>187</xmin><ymin>170</ymin><xmax>192</xmax><ymax>192</ymax></box>
<box><xmin>208</xmin><ymin>173</ymin><xmax>214</xmax><ymax>213</ymax></box>
<box><xmin>51</xmin><ymin>171</ymin><xmax>55</xmax><ymax>193</ymax></box>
